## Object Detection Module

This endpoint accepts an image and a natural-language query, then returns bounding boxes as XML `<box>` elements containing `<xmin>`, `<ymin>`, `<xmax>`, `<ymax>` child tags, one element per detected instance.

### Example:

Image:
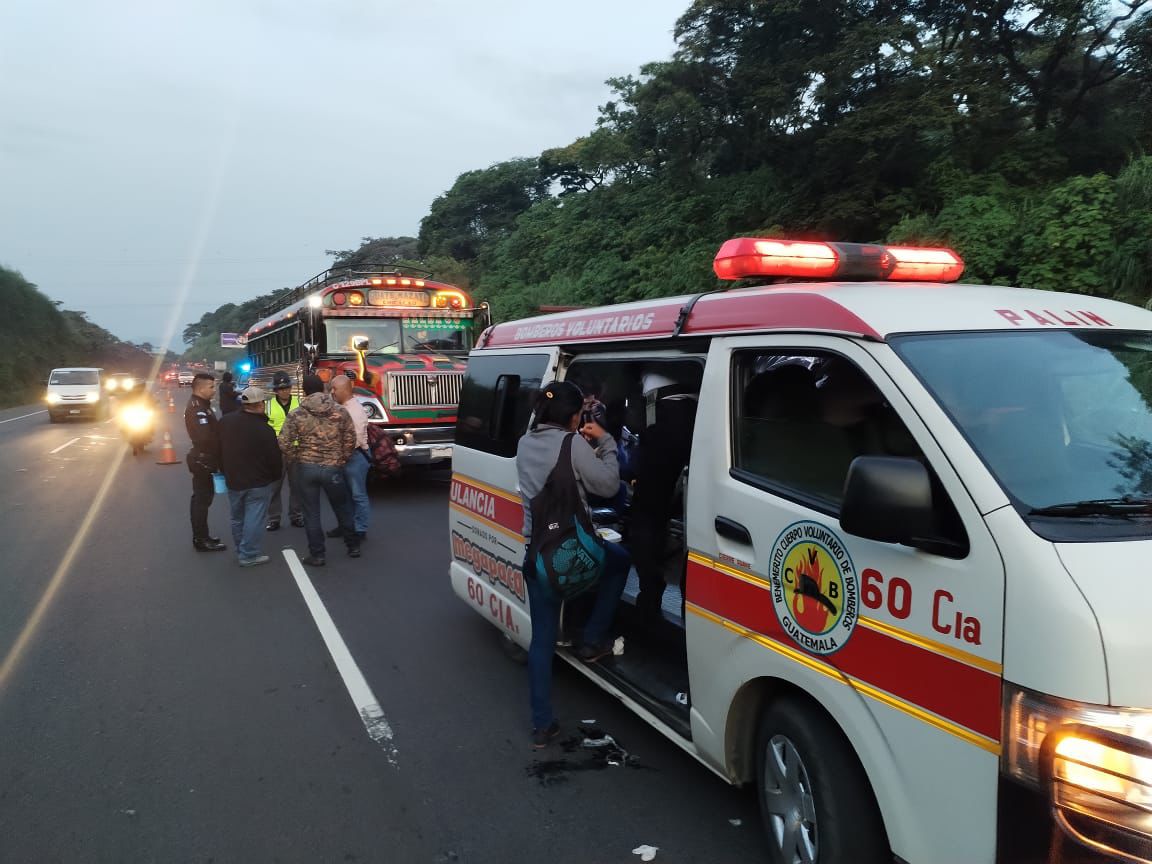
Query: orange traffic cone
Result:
<box><xmin>156</xmin><ymin>431</ymin><xmax>181</xmax><ymax>465</ymax></box>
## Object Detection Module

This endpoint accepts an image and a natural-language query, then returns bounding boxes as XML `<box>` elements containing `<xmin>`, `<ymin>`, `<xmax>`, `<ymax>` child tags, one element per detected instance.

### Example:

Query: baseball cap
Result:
<box><xmin>272</xmin><ymin>372</ymin><xmax>292</xmax><ymax>389</ymax></box>
<box><xmin>239</xmin><ymin>386</ymin><xmax>268</xmax><ymax>403</ymax></box>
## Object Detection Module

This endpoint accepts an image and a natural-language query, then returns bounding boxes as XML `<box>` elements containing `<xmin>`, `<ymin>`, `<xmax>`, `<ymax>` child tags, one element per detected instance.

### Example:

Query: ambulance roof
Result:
<box><xmin>478</xmin><ymin>282</ymin><xmax>1152</xmax><ymax>350</ymax></box>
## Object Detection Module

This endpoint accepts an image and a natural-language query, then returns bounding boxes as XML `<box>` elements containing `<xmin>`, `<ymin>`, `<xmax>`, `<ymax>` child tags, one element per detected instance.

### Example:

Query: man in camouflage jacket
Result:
<box><xmin>278</xmin><ymin>374</ymin><xmax>358</xmax><ymax>566</ymax></box>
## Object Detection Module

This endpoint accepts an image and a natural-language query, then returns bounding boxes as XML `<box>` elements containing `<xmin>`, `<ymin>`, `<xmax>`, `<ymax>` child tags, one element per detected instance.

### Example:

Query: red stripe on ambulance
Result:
<box><xmin>449</xmin><ymin>476</ymin><xmax>523</xmax><ymax>535</ymax></box>
<box><xmin>687</xmin><ymin>558</ymin><xmax>1001</xmax><ymax>742</ymax></box>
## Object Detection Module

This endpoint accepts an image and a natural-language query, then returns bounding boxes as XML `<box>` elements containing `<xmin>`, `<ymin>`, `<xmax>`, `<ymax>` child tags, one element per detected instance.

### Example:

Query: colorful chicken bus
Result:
<box><xmin>244</xmin><ymin>267</ymin><xmax>488</xmax><ymax>466</ymax></box>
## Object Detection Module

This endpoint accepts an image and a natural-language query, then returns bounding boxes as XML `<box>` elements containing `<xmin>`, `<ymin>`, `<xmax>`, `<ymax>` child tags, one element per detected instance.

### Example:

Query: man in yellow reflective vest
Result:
<box><xmin>265</xmin><ymin>371</ymin><xmax>303</xmax><ymax>530</ymax></box>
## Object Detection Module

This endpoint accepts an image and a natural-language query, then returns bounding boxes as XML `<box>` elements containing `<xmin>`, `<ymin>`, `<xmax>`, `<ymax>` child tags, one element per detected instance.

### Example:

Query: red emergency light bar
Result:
<box><xmin>714</xmin><ymin>238</ymin><xmax>965</xmax><ymax>283</ymax></box>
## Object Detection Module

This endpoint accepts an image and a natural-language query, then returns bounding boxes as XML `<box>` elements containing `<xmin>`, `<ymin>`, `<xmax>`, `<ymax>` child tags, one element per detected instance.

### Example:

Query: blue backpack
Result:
<box><xmin>528</xmin><ymin>434</ymin><xmax>606</xmax><ymax>600</ymax></box>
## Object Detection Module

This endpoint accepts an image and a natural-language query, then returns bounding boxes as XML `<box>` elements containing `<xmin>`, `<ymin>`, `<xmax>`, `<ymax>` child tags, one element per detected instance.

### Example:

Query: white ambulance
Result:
<box><xmin>448</xmin><ymin>237</ymin><xmax>1152</xmax><ymax>864</ymax></box>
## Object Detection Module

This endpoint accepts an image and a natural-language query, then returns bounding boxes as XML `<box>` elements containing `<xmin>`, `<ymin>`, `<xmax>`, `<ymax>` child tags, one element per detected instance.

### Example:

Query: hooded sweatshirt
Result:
<box><xmin>277</xmin><ymin>392</ymin><xmax>356</xmax><ymax>467</ymax></box>
<box><xmin>516</xmin><ymin>424</ymin><xmax>619</xmax><ymax>539</ymax></box>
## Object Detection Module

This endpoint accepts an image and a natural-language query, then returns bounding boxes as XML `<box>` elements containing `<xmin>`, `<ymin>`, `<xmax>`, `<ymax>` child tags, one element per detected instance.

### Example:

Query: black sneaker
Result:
<box><xmin>290</xmin><ymin>515</ymin><xmax>305</xmax><ymax>528</ymax></box>
<box><xmin>326</xmin><ymin>527</ymin><xmax>343</xmax><ymax>539</ymax></box>
<box><xmin>192</xmin><ymin>538</ymin><xmax>226</xmax><ymax>551</ymax></box>
<box><xmin>300</xmin><ymin>555</ymin><xmax>326</xmax><ymax>567</ymax></box>
<box><xmin>266</xmin><ymin>520</ymin><xmax>281</xmax><ymax>532</ymax></box>
<box><xmin>531</xmin><ymin>721</ymin><xmax>560</xmax><ymax>749</ymax></box>
<box><xmin>348</xmin><ymin>546</ymin><xmax>361</xmax><ymax>559</ymax></box>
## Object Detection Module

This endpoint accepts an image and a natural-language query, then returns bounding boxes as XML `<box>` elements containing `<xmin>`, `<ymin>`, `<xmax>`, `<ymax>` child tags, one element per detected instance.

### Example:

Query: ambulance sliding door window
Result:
<box><xmin>731</xmin><ymin>351</ymin><xmax>968</xmax><ymax>552</ymax></box>
<box><xmin>456</xmin><ymin>354</ymin><xmax>550</xmax><ymax>457</ymax></box>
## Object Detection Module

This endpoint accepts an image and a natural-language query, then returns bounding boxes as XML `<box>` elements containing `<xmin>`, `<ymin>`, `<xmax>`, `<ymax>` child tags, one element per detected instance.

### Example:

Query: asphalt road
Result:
<box><xmin>0</xmin><ymin>397</ymin><xmax>764</xmax><ymax>864</ymax></box>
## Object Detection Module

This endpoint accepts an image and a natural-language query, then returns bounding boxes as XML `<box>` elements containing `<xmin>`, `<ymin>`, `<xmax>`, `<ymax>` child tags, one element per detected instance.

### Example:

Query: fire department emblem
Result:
<box><xmin>768</xmin><ymin>521</ymin><xmax>859</xmax><ymax>655</ymax></box>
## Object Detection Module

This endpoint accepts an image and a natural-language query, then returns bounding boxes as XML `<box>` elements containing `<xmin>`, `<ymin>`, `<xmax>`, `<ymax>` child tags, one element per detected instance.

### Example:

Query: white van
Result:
<box><xmin>448</xmin><ymin>237</ymin><xmax>1152</xmax><ymax>864</ymax></box>
<box><xmin>46</xmin><ymin>367</ymin><xmax>105</xmax><ymax>422</ymax></box>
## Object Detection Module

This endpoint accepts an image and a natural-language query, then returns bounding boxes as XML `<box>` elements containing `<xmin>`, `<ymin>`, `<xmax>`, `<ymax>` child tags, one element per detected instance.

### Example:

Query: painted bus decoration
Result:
<box><xmin>244</xmin><ymin>266</ymin><xmax>489</xmax><ymax>466</ymax></box>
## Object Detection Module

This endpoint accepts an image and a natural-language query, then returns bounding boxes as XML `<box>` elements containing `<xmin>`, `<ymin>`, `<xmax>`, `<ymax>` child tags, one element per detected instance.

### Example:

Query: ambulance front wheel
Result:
<box><xmin>755</xmin><ymin>697</ymin><xmax>888</xmax><ymax>864</ymax></box>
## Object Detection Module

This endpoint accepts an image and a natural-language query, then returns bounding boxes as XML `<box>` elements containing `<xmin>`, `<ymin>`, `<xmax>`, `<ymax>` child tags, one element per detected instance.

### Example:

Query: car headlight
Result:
<box><xmin>106</xmin><ymin>380</ymin><xmax>117</xmax><ymax>391</ymax></box>
<box><xmin>46</xmin><ymin>392</ymin><xmax>62</xmax><ymax>404</ymax></box>
<box><xmin>1005</xmin><ymin>685</ymin><xmax>1152</xmax><ymax>795</ymax></box>
<box><xmin>85</xmin><ymin>392</ymin><xmax>101</xmax><ymax>403</ymax></box>
<box><xmin>1006</xmin><ymin>685</ymin><xmax>1152</xmax><ymax>859</ymax></box>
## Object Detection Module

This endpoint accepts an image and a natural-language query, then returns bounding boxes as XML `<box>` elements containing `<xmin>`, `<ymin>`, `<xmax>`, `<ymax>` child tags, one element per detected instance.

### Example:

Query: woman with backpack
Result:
<box><xmin>517</xmin><ymin>381</ymin><xmax>631</xmax><ymax>748</ymax></box>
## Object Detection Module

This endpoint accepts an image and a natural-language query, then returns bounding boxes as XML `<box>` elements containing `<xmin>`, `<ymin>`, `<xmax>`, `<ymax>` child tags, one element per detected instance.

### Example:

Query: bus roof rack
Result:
<box><xmin>260</xmin><ymin>264</ymin><xmax>438</xmax><ymax>317</ymax></box>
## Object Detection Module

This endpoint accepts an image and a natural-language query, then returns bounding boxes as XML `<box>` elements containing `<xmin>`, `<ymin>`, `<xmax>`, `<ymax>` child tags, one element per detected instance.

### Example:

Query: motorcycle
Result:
<box><xmin>117</xmin><ymin>402</ymin><xmax>156</xmax><ymax>455</ymax></box>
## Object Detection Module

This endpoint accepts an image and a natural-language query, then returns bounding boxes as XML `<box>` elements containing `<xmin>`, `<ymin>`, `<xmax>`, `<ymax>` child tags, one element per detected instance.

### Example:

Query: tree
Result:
<box><xmin>326</xmin><ymin>236</ymin><xmax>419</xmax><ymax>269</ymax></box>
<box><xmin>417</xmin><ymin>159</ymin><xmax>549</xmax><ymax>260</ymax></box>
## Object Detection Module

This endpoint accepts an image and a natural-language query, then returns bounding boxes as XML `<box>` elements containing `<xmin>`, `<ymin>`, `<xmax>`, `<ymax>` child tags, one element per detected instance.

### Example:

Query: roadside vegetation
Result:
<box><xmin>0</xmin><ymin>265</ymin><xmax>164</xmax><ymax>409</ymax></box>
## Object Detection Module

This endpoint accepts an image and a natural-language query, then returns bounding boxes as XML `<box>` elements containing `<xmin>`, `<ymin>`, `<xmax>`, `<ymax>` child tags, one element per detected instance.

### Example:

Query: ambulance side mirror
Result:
<box><xmin>840</xmin><ymin>456</ymin><xmax>933</xmax><ymax>547</ymax></box>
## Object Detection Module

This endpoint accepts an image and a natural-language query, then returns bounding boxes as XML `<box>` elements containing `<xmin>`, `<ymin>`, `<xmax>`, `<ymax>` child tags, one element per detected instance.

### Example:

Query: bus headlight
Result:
<box><xmin>1005</xmin><ymin>684</ymin><xmax>1152</xmax><ymax>800</ymax></box>
<box><xmin>359</xmin><ymin>399</ymin><xmax>388</xmax><ymax>422</ymax></box>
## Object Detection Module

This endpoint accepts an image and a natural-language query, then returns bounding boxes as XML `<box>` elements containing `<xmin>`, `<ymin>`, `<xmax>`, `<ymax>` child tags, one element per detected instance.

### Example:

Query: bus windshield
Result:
<box><xmin>324</xmin><ymin>320</ymin><xmax>402</xmax><ymax>355</ymax></box>
<box><xmin>324</xmin><ymin>318</ymin><xmax>473</xmax><ymax>355</ymax></box>
<box><xmin>892</xmin><ymin>330</ymin><xmax>1152</xmax><ymax>538</ymax></box>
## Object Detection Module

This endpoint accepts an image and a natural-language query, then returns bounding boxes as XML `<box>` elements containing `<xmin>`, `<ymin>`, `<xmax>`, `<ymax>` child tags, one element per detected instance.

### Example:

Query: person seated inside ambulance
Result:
<box><xmin>629</xmin><ymin>372</ymin><xmax>699</xmax><ymax>631</ymax></box>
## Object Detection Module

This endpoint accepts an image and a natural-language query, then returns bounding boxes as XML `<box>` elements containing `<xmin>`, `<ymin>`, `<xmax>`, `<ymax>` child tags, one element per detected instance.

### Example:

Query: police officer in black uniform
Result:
<box><xmin>185</xmin><ymin>372</ymin><xmax>226</xmax><ymax>551</ymax></box>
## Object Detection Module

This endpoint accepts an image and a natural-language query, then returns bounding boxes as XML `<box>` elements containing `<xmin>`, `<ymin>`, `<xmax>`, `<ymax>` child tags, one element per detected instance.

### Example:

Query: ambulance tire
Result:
<box><xmin>755</xmin><ymin>698</ymin><xmax>888</xmax><ymax>864</ymax></box>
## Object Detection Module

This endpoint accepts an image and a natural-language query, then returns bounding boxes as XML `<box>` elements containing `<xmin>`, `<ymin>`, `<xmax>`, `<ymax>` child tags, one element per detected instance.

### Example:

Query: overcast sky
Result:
<box><xmin>0</xmin><ymin>0</ymin><xmax>685</xmax><ymax>350</ymax></box>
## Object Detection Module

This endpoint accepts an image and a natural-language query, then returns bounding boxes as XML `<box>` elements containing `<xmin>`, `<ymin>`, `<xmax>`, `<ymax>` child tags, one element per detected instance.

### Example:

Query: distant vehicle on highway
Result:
<box><xmin>177</xmin><ymin>368</ymin><xmax>195</xmax><ymax>386</ymax></box>
<box><xmin>46</xmin><ymin>367</ymin><xmax>105</xmax><ymax>422</ymax></box>
<box><xmin>104</xmin><ymin>372</ymin><xmax>137</xmax><ymax>393</ymax></box>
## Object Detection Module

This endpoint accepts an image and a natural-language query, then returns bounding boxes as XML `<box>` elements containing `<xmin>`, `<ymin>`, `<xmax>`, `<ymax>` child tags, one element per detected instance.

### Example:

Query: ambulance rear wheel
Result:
<box><xmin>755</xmin><ymin>697</ymin><xmax>888</xmax><ymax>864</ymax></box>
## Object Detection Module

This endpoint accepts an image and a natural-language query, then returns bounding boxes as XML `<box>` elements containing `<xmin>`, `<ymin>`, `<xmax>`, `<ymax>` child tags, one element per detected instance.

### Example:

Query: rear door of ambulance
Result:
<box><xmin>449</xmin><ymin>348</ymin><xmax>560</xmax><ymax>648</ymax></box>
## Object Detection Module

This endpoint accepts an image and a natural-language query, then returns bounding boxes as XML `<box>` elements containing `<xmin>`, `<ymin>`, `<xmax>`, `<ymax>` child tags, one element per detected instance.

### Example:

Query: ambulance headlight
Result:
<box><xmin>1005</xmin><ymin>684</ymin><xmax>1152</xmax><ymax>802</ymax></box>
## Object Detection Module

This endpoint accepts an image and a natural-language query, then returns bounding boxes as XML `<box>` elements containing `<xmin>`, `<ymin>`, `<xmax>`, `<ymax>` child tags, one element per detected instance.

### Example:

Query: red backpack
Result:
<box><xmin>365</xmin><ymin>423</ymin><xmax>401</xmax><ymax>479</ymax></box>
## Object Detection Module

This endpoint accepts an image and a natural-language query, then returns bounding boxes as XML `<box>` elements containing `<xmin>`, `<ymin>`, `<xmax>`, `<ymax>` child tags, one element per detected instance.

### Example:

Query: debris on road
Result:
<box><xmin>632</xmin><ymin>844</ymin><xmax>658</xmax><ymax>861</ymax></box>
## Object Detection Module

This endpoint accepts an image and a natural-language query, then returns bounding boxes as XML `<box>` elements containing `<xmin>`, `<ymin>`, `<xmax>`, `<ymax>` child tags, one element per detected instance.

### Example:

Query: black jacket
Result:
<box><xmin>184</xmin><ymin>393</ymin><xmax>220</xmax><ymax>473</ymax></box>
<box><xmin>219</xmin><ymin>409</ymin><xmax>283</xmax><ymax>490</ymax></box>
<box><xmin>218</xmin><ymin>382</ymin><xmax>240</xmax><ymax>415</ymax></box>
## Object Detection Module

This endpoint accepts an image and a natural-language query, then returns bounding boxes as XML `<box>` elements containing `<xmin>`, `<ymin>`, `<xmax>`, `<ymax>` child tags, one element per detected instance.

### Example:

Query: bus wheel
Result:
<box><xmin>499</xmin><ymin>632</ymin><xmax>528</xmax><ymax>665</ymax></box>
<box><xmin>755</xmin><ymin>698</ymin><xmax>887</xmax><ymax>864</ymax></box>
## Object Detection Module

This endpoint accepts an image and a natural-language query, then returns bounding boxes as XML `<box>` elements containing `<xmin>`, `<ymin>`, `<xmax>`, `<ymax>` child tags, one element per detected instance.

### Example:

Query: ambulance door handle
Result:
<box><xmin>715</xmin><ymin>516</ymin><xmax>752</xmax><ymax>545</ymax></box>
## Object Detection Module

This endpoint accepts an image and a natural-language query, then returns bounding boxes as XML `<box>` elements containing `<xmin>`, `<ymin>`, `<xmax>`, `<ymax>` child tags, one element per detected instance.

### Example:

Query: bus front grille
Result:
<box><xmin>388</xmin><ymin>371</ymin><xmax>463</xmax><ymax>409</ymax></box>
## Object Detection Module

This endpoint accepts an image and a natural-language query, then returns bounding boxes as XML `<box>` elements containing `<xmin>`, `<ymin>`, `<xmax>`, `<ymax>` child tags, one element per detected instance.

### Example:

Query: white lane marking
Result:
<box><xmin>49</xmin><ymin>438</ymin><xmax>82</xmax><ymax>454</ymax></box>
<box><xmin>282</xmin><ymin>549</ymin><xmax>398</xmax><ymax>766</ymax></box>
<box><xmin>0</xmin><ymin>410</ymin><xmax>47</xmax><ymax>425</ymax></box>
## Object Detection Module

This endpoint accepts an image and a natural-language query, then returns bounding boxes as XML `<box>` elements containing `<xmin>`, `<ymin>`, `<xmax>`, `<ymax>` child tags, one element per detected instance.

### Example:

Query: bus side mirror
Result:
<box><xmin>840</xmin><ymin>456</ymin><xmax>933</xmax><ymax>547</ymax></box>
<box><xmin>353</xmin><ymin>337</ymin><xmax>370</xmax><ymax>352</ymax></box>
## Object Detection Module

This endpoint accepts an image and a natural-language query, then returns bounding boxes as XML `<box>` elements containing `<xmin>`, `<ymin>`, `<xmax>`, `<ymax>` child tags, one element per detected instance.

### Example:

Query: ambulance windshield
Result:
<box><xmin>893</xmin><ymin>330</ymin><xmax>1152</xmax><ymax>537</ymax></box>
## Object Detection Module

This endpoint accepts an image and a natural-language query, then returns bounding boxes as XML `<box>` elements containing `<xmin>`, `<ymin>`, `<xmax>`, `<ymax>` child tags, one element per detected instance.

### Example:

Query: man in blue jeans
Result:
<box><xmin>218</xmin><ymin>385</ymin><xmax>283</xmax><ymax>567</ymax></box>
<box><xmin>278</xmin><ymin>374</ymin><xmax>358</xmax><ymax>567</ymax></box>
<box><xmin>328</xmin><ymin>374</ymin><xmax>371</xmax><ymax>541</ymax></box>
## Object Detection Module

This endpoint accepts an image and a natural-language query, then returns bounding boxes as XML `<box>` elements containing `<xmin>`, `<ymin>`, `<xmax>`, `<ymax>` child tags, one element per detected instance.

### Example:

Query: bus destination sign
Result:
<box><xmin>367</xmin><ymin>290</ymin><xmax>430</xmax><ymax>308</ymax></box>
